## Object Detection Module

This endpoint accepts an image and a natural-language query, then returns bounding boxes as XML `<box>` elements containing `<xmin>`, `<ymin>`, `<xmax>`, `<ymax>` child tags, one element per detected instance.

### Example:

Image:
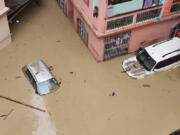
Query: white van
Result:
<box><xmin>122</xmin><ymin>37</ymin><xmax>180</xmax><ymax>79</ymax></box>
<box><xmin>23</xmin><ymin>60</ymin><xmax>60</xmax><ymax>95</ymax></box>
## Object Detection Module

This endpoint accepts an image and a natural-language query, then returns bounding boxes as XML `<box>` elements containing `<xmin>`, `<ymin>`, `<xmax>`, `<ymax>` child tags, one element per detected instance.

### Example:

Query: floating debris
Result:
<box><xmin>56</xmin><ymin>40</ymin><xmax>61</xmax><ymax>43</ymax></box>
<box><xmin>83</xmin><ymin>80</ymin><xmax>87</xmax><ymax>83</ymax></box>
<box><xmin>0</xmin><ymin>95</ymin><xmax>46</xmax><ymax>112</ymax></box>
<box><xmin>109</xmin><ymin>92</ymin><xmax>117</xmax><ymax>96</ymax></box>
<box><xmin>69</xmin><ymin>72</ymin><xmax>76</xmax><ymax>75</ymax></box>
<box><xmin>48</xmin><ymin>66</ymin><xmax>54</xmax><ymax>71</ymax></box>
<box><xmin>0</xmin><ymin>109</ymin><xmax>14</xmax><ymax>120</ymax></box>
<box><xmin>143</xmin><ymin>84</ymin><xmax>151</xmax><ymax>87</ymax></box>
<box><xmin>15</xmin><ymin>76</ymin><xmax>21</xmax><ymax>79</ymax></box>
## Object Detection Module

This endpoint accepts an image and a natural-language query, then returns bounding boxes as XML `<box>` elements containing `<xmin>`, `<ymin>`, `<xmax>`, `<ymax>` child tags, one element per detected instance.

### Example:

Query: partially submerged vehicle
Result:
<box><xmin>23</xmin><ymin>60</ymin><xmax>60</xmax><ymax>96</ymax></box>
<box><xmin>5</xmin><ymin>0</ymin><xmax>40</xmax><ymax>23</ymax></box>
<box><xmin>122</xmin><ymin>37</ymin><xmax>180</xmax><ymax>79</ymax></box>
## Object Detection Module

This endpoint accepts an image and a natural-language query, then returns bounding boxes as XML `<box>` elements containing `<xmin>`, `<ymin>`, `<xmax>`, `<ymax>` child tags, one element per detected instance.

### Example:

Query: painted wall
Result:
<box><xmin>129</xmin><ymin>16</ymin><xmax>180</xmax><ymax>52</ymax></box>
<box><xmin>0</xmin><ymin>0</ymin><xmax>5</xmax><ymax>10</ymax></box>
<box><xmin>72</xmin><ymin>0</ymin><xmax>107</xmax><ymax>33</ymax></box>
<box><xmin>73</xmin><ymin>8</ymin><xmax>104</xmax><ymax>61</ymax></box>
<box><xmin>107</xmin><ymin>0</ymin><xmax>144</xmax><ymax>17</ymax></box>
<box><xmin>0</xmin><ymin>0</ymin><xmax>11</xmax><ymax>49</ymax></box>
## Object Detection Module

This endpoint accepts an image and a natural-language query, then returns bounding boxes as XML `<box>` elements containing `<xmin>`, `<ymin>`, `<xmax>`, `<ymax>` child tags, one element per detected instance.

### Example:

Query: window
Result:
<box><xmin>171</xmin><ymin>4</ymin><xmax>180</xmax><ymax>13</ymax></box>
<box><xmin>136</xmin><ymin>8</ymin><xmax>161</xmax><ymax>23</ymax></box>
<box><xmin>143</xmin><ymin>0</ymin><xmax>161</xmax><ymax>9</ymax></box>
<box><xmin>108</xmin><ymin>0</ymin><xmax>132</xmax><ymax>5</ymax></box>
<box><xmin>104</xmin><ymin>31</ymin><xmax>131</xmax><ymax>60</ymax></box>
<box><xmin>155</xmin><ymin>54</ymin><xmax>180</xmax><ymax>69</ymax></box>
<box><xmin>136</xmin><ymin>50</ymin><xmax>156</xmax><ymax>71</ymax></box>
<box><xmin>25</xmin><ymin>69</ymin><xmax>37</xmax><ymax>90</ymax></box>
<box><xmin>107</xmin><ymin>15</ymin><xmax>134</xmax><ymax>30</ymax></box>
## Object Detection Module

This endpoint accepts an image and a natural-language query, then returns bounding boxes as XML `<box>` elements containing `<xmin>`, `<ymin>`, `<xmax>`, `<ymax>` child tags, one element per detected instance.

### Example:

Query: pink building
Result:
<box><xmin>57</xmin><ymin>0</ymin><xmax>180</xmax><ymax>61</ymax></box>
<box><xmin>0</xmin><ymin>0</ymin><xmax>11</xmax><ymax>50</ymax></box>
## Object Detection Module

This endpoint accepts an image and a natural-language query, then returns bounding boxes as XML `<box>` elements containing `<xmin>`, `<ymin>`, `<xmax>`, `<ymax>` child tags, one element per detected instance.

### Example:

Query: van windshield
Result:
<box><xmin>136</xmin><ymin>49</ymin><xmax>156</xmax><ymax>71</ymax></box>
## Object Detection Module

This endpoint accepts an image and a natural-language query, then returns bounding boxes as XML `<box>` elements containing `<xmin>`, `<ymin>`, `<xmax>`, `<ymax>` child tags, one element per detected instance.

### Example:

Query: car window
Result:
<box><xmin>155</xmin><ymin>54</ymin><xmax>180</xmax><ymax>69</ymax></box>
<box><xmin>37</xmin><ymin>78</ymin><xmax>59</xmax><ymax>94</ymax></box>
<box><xmin>25</xmin><ymin>69</ymin><xmax>37</xmax><ymax>90</ymax></box>
<box><xmin>136</xmin><ymin>49</ymin><xmax>156</xmax><ymax>71</ymax></box>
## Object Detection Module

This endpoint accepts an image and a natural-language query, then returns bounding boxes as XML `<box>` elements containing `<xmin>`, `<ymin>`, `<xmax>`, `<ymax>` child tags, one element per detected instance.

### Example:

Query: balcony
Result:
<box><xmin>105</xmin><ymin>6</ymin><xmax>163</xmax><ymax>32</ymax></box>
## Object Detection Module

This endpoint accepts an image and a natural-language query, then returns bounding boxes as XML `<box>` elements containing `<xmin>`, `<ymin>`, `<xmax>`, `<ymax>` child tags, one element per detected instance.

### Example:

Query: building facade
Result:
<box><xmin>0</xmin><ymin>0</ymin><xmax>11</xmax><ymax>50</ymax></box>
<box><xmin>57</xmin><ymin>0</ymin><xmax>180</xmax><ymax>61</ymax></box>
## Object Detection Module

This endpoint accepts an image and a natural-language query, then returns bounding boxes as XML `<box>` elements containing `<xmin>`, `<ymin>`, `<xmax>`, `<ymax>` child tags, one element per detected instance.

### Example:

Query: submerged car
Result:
<box><xmin>122</xmin><ymin>37</ymin><xmax>180</xmax><ymax>79</ymax></box>
<box><xmin>23</xmin><ymin>60</ymin><xmax>60</xmax><ymax>95</ymax></box>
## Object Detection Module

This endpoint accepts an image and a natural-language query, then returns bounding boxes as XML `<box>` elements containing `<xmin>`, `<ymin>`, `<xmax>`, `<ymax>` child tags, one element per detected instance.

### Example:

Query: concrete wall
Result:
<box><xmin>0</xmin><ymin>0</ymin><xmax>11</xmax><ymax>50</ymax></box>
<box><xmin>129</xmin><ymin>16</ymin><xmax>180</xmax><ymax>52</ymax></box>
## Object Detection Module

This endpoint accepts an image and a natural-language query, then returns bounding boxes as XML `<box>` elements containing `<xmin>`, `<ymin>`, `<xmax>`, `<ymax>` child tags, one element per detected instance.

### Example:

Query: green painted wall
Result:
<box><xmin>107</xmin><ymin>0</ymin><xmax>144</xmax><ymax>17</ymax></box>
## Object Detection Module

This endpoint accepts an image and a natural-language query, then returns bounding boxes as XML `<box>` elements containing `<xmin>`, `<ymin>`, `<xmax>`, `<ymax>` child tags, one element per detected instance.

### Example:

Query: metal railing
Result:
<box><xmin>106</xmin><ymin>6</ymin><xmax>163</xmax><ymax>31</ymax></box>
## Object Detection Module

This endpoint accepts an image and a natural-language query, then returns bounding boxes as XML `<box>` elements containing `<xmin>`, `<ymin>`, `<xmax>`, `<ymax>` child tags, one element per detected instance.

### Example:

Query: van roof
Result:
<box><xmin>26</xmin><ymin>60</ymin><xmax>53</xmax><ymax>83</ymax></box>
<box><xmin>145</xmin><ymin>37</ymin><xmax>180</xmax><ymax>62</ymax></box>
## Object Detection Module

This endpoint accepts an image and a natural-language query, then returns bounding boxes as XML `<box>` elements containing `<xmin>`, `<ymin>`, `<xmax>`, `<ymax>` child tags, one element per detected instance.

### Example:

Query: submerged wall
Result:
<box><xmin>0</xmin><ymin>0</ymin><xmax>11</xmax><ymax>50</ymax></box>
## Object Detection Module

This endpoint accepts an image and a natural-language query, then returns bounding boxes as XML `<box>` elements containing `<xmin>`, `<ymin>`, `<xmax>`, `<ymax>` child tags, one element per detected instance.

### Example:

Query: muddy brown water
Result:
<box><xmin>0</xmin><ymin>0</ymin><xmax>180</xmax><ymax>135</ymax></box>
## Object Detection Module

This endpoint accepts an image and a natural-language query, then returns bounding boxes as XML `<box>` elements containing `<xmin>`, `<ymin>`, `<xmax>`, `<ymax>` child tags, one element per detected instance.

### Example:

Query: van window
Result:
<box><xmin>25</xmin><ymin>69</ymin><xmax>37</xmax><ymax>90</ymax></box>
<box><xmin>155</xmin><ymin>54</ymin><xmax>180</xmax><ymax>69</ymax></box>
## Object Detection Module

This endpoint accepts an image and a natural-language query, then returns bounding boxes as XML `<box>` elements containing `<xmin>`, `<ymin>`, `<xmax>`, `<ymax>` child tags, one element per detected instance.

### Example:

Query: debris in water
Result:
<box><xmin>56</xmin><ymin>40</ymin><xmax>61</xmax><ymax>43</ymax></box>
<box><xmin>109</xmin><ymin>92</ymin><xmax>117</xmax><ymax>96</ymax></box>
<box><xmin>16</xmin><ymin>76</ymin><xmax>21</xmax><ymax>79</ymax></box>
<box><xmin>48</xmin><ymin>66</ymin><xmax>54</xmax><ymax>71</ymax></box>
<box><xmin>84</xmin><ymin>80</ymin><xmax>87</xmax><ymax>83</ymax></box>
<box><xmin>121</xmin><ymin>70</ymin><xmax>126</xmax><ymax>73</ymax></box>
<box><xmin>69</xmin><ymin>72</ymin><xmax>76</xmax><ymax>75</ymax></box>
<box><xmin>0</xmin><ymin>109</ymin><xmax>14</xmax><ymax>120</ymax></box>
<box><xmin>0</xmin><ymin>95</ymin><xmax>46</xmax><ymax>112</ymax></box>
<box><xmin>143</xmin><ymin>84</ymin><xmax>151</xmax><ymax>87</ymax></box>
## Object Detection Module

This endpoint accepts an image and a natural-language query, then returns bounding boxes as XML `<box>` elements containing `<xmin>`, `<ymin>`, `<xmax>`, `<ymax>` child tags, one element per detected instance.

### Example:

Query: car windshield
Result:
<box><xmin>37</xmin><ymin>78</ymin><xmax>59</xmax><ymax>95</ymax></box>
<box><xmin>136</xmin><ymin>49</ymin><xmax>156</xmax><ymax>71</ymax></box>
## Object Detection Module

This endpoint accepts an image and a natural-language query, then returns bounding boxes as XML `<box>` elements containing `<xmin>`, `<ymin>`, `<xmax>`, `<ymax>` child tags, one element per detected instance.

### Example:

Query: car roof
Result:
<box><xmin>145</xmin><ymin>37</ymin><xmax>180</xmax><ymax>62</ymax></box>
<box><xmin>26</xmin><ymin>60</ymin><xmax>53</xmax><ymax>83</ymax></box>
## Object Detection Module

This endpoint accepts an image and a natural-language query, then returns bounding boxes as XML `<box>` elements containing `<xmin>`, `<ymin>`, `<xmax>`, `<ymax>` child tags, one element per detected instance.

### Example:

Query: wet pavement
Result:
<box><xmin>0</xmin><ymin>0</ymin><xmax>180</xmax><ymax>135</ymax></box>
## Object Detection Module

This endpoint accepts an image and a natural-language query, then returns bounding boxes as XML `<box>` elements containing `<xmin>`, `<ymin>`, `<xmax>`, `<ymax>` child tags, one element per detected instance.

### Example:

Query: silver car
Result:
<box><xmin>23</xmin><ymin>60</ymin><xmax>60</xmax><ymax>95</ymax></box>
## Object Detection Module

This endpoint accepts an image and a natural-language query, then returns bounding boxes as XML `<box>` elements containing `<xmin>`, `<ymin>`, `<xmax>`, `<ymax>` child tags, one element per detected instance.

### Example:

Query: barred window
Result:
<box><xmin>171</xmin><ymin>4</ymin><xmax>180</xmax><ymax>13</ymax></box>
<box><xmin>107</xmin><ymin>15</ymin><xmax>133</xmax><ymax>30</ymax></box>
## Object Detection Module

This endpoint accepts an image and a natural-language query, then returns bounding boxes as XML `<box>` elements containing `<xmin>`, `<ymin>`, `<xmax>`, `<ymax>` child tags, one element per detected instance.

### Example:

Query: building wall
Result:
<box><xmin>0</xmin><ymin>0</ymin><xmax>11</xmax><ymax>50</ymax></box>
<box><xmin>73</xmin><ymin>7</ymin><xmax>104</xmax><ymax>61</ymax></box>
<box><xmin>70</xmin><ymin>0</ymin><xmax>107</xmax><ymax>33</ymax></box>
<box><xmin>129</xmin><ymin>16</ymin><xmax>180</xmax><ymax>52</ymax></box>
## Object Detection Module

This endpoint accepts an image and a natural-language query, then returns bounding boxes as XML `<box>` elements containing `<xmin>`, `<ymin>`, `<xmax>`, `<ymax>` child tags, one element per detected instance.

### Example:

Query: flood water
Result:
<box><xmin>0</xmin><ymin>0</ymin><xmax>180</xmax><ymax>135</ymax></box>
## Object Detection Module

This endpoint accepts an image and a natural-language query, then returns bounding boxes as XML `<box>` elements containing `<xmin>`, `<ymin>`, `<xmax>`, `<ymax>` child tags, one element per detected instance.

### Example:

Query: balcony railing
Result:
<box><xmin>136</xmin><ymin>8</ymin><xmax>162</xmax><ymax>23</ymax></box>
<box><xmin>106</xmin><ymin>6</ymin><xmax>163</xmax><ymax>31</ymax></box>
